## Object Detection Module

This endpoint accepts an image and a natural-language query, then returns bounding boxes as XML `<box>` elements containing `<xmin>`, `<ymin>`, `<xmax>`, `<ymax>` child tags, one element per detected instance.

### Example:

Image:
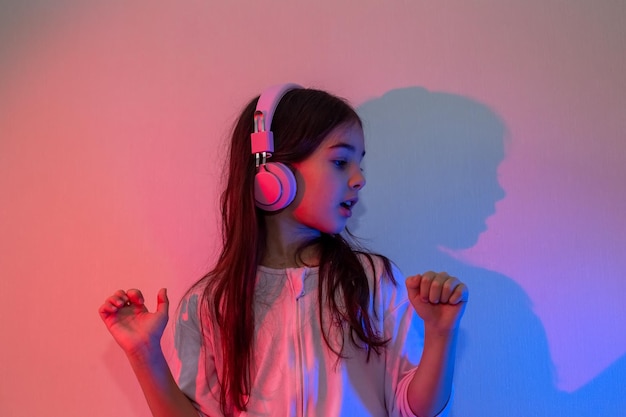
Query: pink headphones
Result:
<box><xmin>251</xmin><ymin>83</ymin><xmax>302</xmax><ymax>211</ymax></box>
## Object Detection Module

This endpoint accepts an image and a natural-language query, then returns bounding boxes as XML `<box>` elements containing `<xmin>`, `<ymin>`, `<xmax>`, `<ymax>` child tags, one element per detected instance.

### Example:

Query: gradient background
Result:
<box><xmin>1</xmin><ymin>1</ymin><xmax>624</xmax><ymax>416</ymax></box>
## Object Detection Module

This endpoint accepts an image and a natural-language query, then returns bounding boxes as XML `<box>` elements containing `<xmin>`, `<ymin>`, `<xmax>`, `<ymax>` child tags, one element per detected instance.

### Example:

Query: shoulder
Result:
<box><xmin>355</xmin><ymin>252</ymin><xmax>410</xmax><ymax>309</ymax></box>
<box><xmin>176</xmin><ymin>280</ymin><xmax>210</xmax><ymax>331</ymax></box>
<box><xmin>355</xmin><ymin>252</ymin><xmax>404</xmax><ymax>283</ymax></box>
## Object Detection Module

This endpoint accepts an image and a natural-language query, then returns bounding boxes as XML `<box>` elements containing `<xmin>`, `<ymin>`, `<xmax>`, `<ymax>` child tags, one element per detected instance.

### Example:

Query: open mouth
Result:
<box><xmin>340</xmin><ymin>198</ymin><xmax>358</xmax><ymax>210</ymax></box>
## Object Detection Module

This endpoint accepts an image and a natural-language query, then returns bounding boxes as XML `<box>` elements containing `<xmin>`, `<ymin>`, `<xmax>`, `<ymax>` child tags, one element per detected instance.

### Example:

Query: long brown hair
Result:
<box><xmin>196</xmin><ymin>87</ymin><xmax>395</xmax><ymax>415</ymax></box>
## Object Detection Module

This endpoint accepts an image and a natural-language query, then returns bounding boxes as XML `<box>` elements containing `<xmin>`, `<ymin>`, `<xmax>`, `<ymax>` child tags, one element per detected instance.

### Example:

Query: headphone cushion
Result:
<box><xmin>254</xmin><ymin>162</ymin><xmax>297</xmax><ymax>211</ymax></box>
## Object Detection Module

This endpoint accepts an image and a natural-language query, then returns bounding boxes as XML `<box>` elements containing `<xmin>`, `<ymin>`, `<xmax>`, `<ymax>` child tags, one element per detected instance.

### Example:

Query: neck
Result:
<box><xmin>261</xmin><ymin>213</ymin><xmax>321</xmax><ymax>268</ymax></box>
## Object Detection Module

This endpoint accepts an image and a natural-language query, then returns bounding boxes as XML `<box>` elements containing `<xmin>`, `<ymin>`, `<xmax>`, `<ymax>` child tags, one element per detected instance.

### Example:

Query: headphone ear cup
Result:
<box><xmin>254</xmin><ymin>162</ymin><xmax>297</xmax><ymax>211</ymax></box>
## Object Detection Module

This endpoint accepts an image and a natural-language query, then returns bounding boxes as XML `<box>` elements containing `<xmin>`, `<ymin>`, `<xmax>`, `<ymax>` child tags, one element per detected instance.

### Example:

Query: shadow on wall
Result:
<box><xmin>352</xmin><ymin>87</ymin><xmax>625</xmax><ymax>417</ymax></box>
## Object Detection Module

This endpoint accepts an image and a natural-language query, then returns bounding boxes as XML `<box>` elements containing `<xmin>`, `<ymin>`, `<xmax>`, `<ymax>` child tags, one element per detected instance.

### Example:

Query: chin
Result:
<box><xmin>307</xmin><ymin>216</ymin><xmax>348</xmax><ymax>236</ymax></box>
<box><xmin>320</xmin><ymin>225</ymin><xmax>347</xmax><ymax>235</ymax></box>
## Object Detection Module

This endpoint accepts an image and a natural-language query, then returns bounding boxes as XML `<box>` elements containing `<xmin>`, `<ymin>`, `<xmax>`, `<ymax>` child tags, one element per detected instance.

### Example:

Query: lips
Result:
<box><xmin>340</xmin><ymin>198</ymin><xmax>358</xmax><ymax>217</ymax></box>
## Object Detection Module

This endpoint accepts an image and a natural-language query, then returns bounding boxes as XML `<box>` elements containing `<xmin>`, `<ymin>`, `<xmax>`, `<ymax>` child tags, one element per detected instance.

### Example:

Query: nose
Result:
<box><xmin>350</xmin><ymin>169</ymin><xmax>366</xmax><ymax>190</ymax></box>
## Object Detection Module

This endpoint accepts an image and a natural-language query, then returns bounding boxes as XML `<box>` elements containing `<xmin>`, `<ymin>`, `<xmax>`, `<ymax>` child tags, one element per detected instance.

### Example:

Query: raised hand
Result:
<box><xmin>405</xmin><ymin>272</ymin><xmax>468</xmax><ymax>333</ymax></box>
<box><xmin>98</xmin><ymin>288</ymin><xmax>169</xmax><ymax>359</ymax></box>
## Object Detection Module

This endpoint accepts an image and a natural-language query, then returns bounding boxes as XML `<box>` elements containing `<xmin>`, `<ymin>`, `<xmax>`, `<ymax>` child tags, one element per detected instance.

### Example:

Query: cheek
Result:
<box><xmin>289</xmin><ymin>169</ymin><xmax>307</xmax><ymax>206</ymax></box>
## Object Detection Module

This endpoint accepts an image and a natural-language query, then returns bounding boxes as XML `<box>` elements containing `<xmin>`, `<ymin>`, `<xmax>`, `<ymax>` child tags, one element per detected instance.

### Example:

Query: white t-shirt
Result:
<box><xmin>169</xmin><ymin>255</ymin><xmax>450</xmax><ymax>417</ymax></box>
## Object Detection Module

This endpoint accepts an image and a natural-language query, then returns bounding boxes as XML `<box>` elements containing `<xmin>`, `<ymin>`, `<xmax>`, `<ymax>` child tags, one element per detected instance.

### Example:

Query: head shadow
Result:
<box><xmin>351</xmin><ymin>87</ymin><xmax>506</xmax><ymax>260</ymax></box>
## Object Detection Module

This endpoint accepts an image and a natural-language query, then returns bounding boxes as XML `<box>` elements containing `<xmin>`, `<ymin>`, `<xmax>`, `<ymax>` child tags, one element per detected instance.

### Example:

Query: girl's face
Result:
<box><xmin>289</xmin><ymin>123</ymin><xmax>366</xmax><ymax>235</ymax></box>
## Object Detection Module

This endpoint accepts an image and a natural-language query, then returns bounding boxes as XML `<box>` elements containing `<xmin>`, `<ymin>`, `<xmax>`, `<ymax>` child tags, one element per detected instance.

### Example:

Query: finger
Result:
<box><xmin>405</xmin><ymin>275</ymin><xmax>422</xmax><ymax>298</ymax></box>
<box><xmin>405</xmin><ymin>274</ymin><xmax>422</xmax><ymax>289</ymax></box>
<box><xmin>420</xmin><ymin>271</ymin><xmax>436</xmax><ymax>302</ymax></box>
<box><xmin>110</xmin><ymin>295</ymin><xmax>129</xmax><ymax>308</ymax></box>
<box><xmin>439</xmin><ymin>276</ymin><xmax>461</xmax><ymax>304</ymax></box>
<box><xmin>126</xmin><ymin>289</ymin><xmax>145</xmax><ymax>306</ymax></box>
<box><xmin>100</xmin><ymin>292</ymin><xmax>128</xmax><ymax>310</ymax></box>
<box><xmin>99</xmin><ymin>290</ymin><xmax>127</xmax><ymax>307</ymax></box>
<box><xmin>98</xmin><ymin>300</ymin><xmax>121</xmax><ymax>319</ymax></box>
<box><xmin>448</xmin><ymin>283</ymin><xmax>469</xmax><ymax>305</ymax></box>
<box><xmin>156</xmin><ymin>288</ymin><xmax>169</xmax><ymax>318</ymax></box>
<box><xmin>114</xmin><ymin>289</ymin><xmax>129</xmax><ymax>300</ymax></box>
<box><xmin>428</xmin><ymin>273</ymin><xmax>450</xmax><ymax>304</ymax></box>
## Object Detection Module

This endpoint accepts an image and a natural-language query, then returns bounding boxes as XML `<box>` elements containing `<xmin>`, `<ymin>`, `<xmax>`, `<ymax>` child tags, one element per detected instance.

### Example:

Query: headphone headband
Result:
<box><xmin>251</xmin><ymin>83</ymin><xmax>302</xmax><ymax>155</ymax></box>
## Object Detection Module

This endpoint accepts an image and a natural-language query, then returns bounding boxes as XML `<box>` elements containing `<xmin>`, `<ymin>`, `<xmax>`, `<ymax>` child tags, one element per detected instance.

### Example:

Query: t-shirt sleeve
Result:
<box><xmin>383</xmin><ymin>263</ymin><xmax>452</xmax><ymax>417</ymax></box>
<box><xmin>169</xmin><ymin>291</ymin><xmax>223</xmax><ymax>417</ymax></box>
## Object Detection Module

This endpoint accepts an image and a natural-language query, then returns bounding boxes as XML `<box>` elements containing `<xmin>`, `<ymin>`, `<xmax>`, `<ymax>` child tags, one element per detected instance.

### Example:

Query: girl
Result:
<box><xmin>99</xmin><ymin>84</ymin><xmax>468</xmax><ymax>417</ymax></box>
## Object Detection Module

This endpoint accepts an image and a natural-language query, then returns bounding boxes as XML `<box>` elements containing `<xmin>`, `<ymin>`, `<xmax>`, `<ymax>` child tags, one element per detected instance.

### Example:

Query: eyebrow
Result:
<box><xmin>328</xmin><ymin>142</ymin><xmax>366</xmax><ymax>157</ymax></box>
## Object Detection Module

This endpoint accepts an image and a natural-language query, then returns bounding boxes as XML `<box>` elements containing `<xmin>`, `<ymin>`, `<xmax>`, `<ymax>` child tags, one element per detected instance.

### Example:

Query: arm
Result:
<box><xmin>98</xmin><ymin>288</ymin><xmax>204</xmax><ymax>417</ymax></box>
<box><xmin>127</xmin><ymin>345</ymin><xmax>202</xmax><ymax>417</ymax></box>
<box><xmin>405</xmin><ymin>272</ymin><xmax>468</xmax><ymax>417</ymax></box>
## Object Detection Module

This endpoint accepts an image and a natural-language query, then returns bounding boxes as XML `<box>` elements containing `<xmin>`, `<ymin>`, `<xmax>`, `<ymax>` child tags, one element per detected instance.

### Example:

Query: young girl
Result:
<box><xmin>99</xmin><ymin>84</ymin><xmax>468</xmax><ymax>417</ymax></box>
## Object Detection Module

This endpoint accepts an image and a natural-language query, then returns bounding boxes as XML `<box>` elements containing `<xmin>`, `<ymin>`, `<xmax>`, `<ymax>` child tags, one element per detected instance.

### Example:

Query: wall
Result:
<box><xmin>1</xmin><ymin>1</ymin><xmax>624</xmax><ymax>416</ymax></box>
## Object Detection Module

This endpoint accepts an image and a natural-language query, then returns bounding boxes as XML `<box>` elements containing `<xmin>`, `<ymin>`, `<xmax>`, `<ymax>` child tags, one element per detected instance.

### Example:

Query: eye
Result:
<box><xmin>333</xmin><ymin>160</ymin><xmax>347</xmax><ymax>169</ymax></box>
